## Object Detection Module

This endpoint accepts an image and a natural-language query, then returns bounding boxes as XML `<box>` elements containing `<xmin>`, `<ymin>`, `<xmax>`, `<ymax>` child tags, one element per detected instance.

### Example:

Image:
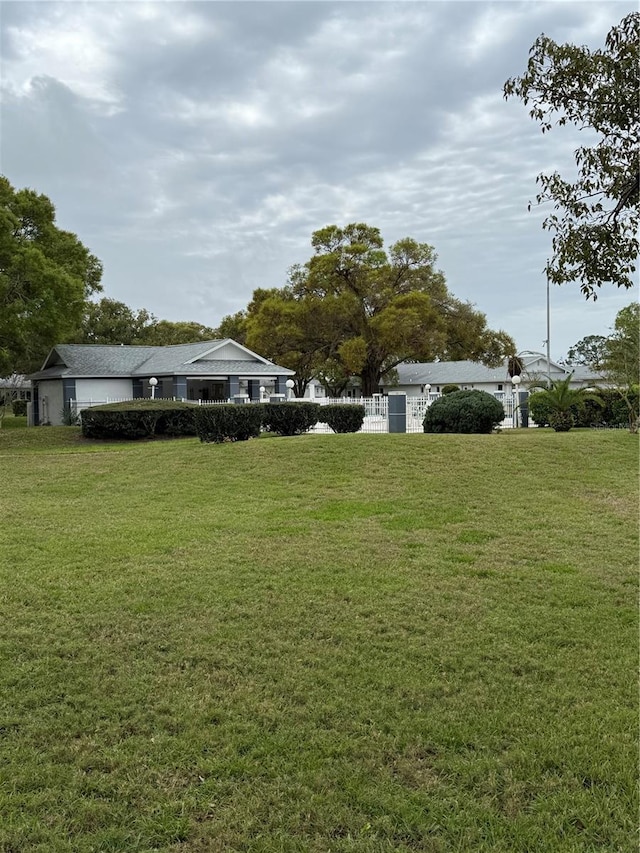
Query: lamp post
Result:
<box><xmin>149</xmin><ymin>377</ymin><xmax>158</xmax><ymax>400</ymax></box>
<box><xmin>285</xmin><ymin>379</ymin><xmax>295</xmax><ymax>400</ymax></box>
<box><xmin>259</xmin><ymin>386</ymin><xmax>266</xmax><ymax>402</ymax></box>
<box><xmin>512</xmin><ymin>374</ymin><xmax>521</xmax><ymax>429</ymax></box>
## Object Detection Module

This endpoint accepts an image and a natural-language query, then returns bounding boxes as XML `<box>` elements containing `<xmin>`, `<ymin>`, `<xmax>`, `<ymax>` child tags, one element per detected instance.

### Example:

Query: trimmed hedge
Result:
<box><xmin>81</xmin><ymin>400</ymin><xmax>197</xmax><ymax>440</ymax></box>
<box><xmin>262</xmin><ymin>402</ymin><xmax>320</xmax><ymax>436</ymax></box>
<box><xmin>441</xmin><ymin>384</ymin><xmax>461</xmax><ymax>395</ymax></box>
<box><xmin>423</xmin><ymin>390</ymin><xmax>504</xmax><ymax>434</ymax></box>
<box><xmin>320</xmin><ymin>404</ymin><xmax>365</xmax><ymax>434</ymax></box>
<box><xmin>194</xmin><ymin>404</ymin><xmax>263</xmax><ymax>443</ymax></box>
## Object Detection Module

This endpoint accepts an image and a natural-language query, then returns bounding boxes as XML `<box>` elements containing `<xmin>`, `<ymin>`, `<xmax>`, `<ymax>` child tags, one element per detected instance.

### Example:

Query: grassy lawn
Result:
<box><xmin>0</xmin><ymin>427</ymin><xmax>637</xmax><ymax>852</ymax></box>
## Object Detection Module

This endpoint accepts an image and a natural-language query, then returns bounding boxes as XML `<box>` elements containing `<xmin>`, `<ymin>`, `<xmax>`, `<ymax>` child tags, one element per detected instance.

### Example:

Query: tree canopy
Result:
<box><xmin>78</xmin><ymin>298</ymin><xmax>155</xmax><ymax>345</ymax></box>
<box><xmin>0</xmin><ymin>176</ymin><xmax>103</xmax><ymax>374</ymax></box>
<box><xmin>139</xmin><ymin>320</ymin><xmax>218</xmax><ymax>346</ymax></box>
<box><xmin>564</xmin><ymin>334</ymin><xmax>608</xmax><ymax>369</ymax></box>
<box><xmin>222</xmin><ymin>223</ymin><xmax>515</xmax><ymax>396</ymax></box>
<box><xmin>504</xmin><ymin>12</ymin><xmax>639</xmax><ymax>297</ymax></box>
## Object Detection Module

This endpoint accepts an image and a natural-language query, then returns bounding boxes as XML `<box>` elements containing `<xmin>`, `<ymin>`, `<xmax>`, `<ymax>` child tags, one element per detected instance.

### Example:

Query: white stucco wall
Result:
<box><xmin>74</xmin><ymin>378</ymin><xmax>133</xmax><ymax>402</ymax></box>
<box><xmin>38</xmin><ymin>380</ymin><xmax>65</xmax><ymax>425</ymax></box>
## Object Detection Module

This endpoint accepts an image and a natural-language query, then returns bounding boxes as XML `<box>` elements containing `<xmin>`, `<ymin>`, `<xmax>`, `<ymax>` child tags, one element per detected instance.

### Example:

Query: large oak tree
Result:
<box><xmin>230</xmin><ymin>224</ymin><xmax>515</xmax><ymax>397</ymax></box>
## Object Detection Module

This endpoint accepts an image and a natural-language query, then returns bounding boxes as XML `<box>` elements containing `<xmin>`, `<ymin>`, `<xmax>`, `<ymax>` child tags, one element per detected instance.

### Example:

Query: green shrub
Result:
<box><xmin>262</xmin><ymin>402</ymin><xmax>320</xmax><ymax>436</ymax></box>
<box><xmin>12</xmin><ymin>399</ymin><xmax>27</xmax><ymax>416</ymax></box>
<box><xmin>423</xmin><ymin>390</ymin><xmax>504</xmax><ymax>434</ymax></box>
<box><xmin>528</xmin><ymin>392</ymin><xmax>552</xmax><ymax>427</ymax></box>
<box><xmin>61</xmin><ymin>405</ymin><xmax>80</xmax><ymax>426</ymax></box>
<box><xmin>598</xmin><ymin>387</ymin><xmax>639</xmax><ymax>428</ymax></box>
<box><xmin>441</xmin><ymin>384</ymin><xmax>461</xmax><ymax>395</ymax></box>
<box><xmin>81</xmin><ymin>400</ymin><xmax>197</xmax><ymax>440</ymax></box>
<box><xmin>529</xmin><ymin>386</ymin><xmax>638</xmax><ymax>429</ymax></box>
<box><xmin>320</xmin><ymin>404</ymin><xmax>365</xmax><ymax>434</ymax></box>
<box><xmin>194</xmin><ymin>404</ymin><xmax>263</xmax><ymax>443</ymax></box>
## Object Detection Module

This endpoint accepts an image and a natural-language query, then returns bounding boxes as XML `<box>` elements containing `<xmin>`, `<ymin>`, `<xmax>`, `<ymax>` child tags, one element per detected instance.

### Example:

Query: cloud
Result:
<box><xmin>0</xmin><ymin>0</ymin><xmax>636</xmax><ymax>356</ymax></box>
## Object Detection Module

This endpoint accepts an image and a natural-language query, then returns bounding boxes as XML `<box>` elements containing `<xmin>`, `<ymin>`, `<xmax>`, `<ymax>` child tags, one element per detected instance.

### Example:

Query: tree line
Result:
<box><xmin>0</xmin><ymin>175</ymin><xmax>516</xmax><ymax>386</ymax></box>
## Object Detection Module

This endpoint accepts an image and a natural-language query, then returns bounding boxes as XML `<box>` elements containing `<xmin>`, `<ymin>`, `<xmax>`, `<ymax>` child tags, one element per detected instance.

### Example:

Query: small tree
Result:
<box><xmin>601</xmin><ymin>303</ymin><xmax>640</xmax><ymax>432</ymax></box>
<box><xmin>529</xmin><ymin>375</ymin><xmax>602</xmax><ymax>432</ymax></box>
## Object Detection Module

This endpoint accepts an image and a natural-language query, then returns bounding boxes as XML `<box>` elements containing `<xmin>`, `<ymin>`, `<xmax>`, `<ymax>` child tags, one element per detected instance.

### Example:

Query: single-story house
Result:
<box><xmin>28</xmin><ymin>339</ymin><xmax>295</xmax><ymax>425</ymax></box>
<box><xmin>384</xmin><ymin>354</ymin><xmax>603</xmax><ymax>398</ymax></box>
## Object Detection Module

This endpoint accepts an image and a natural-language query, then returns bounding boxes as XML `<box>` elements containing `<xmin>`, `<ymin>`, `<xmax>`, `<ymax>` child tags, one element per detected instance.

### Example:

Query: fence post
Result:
<box><xmin>388</xmin><ymin>392</ymin><xmax>406</xmax><ymax>433</ymax></box>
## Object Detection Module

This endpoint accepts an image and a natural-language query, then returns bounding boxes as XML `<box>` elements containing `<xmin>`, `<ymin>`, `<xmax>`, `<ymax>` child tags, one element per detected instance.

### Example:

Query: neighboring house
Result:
<box><xmin>382</xmin><ymin>354</ymin><xmax>603</xmax><ymax>397</ymax></box>
<box><xmin>28</xmin><ymin>339</ymin><xmax>295</xmax><ymax>426</ymax></box>
<box><xmin>304</xmin><ymin>378</ymin><xmax>363</xmax><ymax>400</ymax></box>
<box><xmin>0</xmin><ymin>374</ymin><xmax>31</xmax><ymax>404</ymax></box>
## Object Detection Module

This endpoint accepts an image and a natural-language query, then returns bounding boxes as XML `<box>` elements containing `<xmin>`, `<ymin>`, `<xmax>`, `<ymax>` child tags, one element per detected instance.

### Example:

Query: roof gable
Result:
<box><xmin>184</xmin><ymin>339</ymin><xmax>271</xmax><ymax>365</ymax></box>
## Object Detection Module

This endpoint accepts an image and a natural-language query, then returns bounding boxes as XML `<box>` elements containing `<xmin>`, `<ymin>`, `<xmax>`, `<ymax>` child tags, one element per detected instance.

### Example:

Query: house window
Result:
<box><xmin>498</xmin><ymin>384</ymin><xmax>503</xmax><ymax>391</ymax></box>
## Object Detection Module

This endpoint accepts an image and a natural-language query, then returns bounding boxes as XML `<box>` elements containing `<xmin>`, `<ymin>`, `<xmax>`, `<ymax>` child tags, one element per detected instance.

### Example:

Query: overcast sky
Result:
<box><xmin>1</xmin><ymin>0</ymin><xmax>636</xmax><ymax>359</ymax></box>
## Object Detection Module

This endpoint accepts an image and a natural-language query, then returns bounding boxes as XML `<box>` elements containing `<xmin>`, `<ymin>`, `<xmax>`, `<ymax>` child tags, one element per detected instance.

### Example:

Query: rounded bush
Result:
<box><xmin>320</xmin><ymin>404</ymin><xmax>365</xmax><ymax>434</ymax></box>
<box><xmin>528</xmin><ymin>391</ymin><xmax>552</xmax><ymax>427</ymax></box>
<box><xmin>195</xmin><ymin>404</ymin><xmax>263</xmax><ymax>443</ymax></box>
<box><xmin>262</xmin><ymin>402</ymin><xmax>320</xmax><ymax>436</ymax></box>
<box><xmin>423</xmin><ymin>390</ymin><xmax>504</xmax><ymax>434</ymax></box>
<box><xmin>441</xmin><ymin>384</ymin><xmax>460</xmax><ymax>395</ymax></box>
<box><xmin>12</xmin><ymin>399</ymin><xmax>27</xmax><ymax>417</ymax></box>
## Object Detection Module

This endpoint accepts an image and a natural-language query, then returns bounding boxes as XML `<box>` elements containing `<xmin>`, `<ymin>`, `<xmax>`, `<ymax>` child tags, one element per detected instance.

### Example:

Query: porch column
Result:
<box><xmin>248</xmin><ymin>380</ymin><xmax>260</xmax><ymax>401</ymax></box>
<box><xmin>173</xmin><ymin>375</ymin><xmax>187</xmax><ymax>401</ymax></box>
<box><xmin>518</xmin><ymin>390</ymin><xmax>529</xmax><ymax>428</ymax></box>
<box><xmin>226</xmin><ymin>376</ymin><xmax>240</xmax><ymax>400</ymax></box>
<box><xmin>388</xmin><ymin>392</ymin><xmax>406</xmax><ymax>434</ymax></box>
<box><xmin>32</xmin><ymin>383</ymin><xmax>40</xmax><ymax>426</ymax></box>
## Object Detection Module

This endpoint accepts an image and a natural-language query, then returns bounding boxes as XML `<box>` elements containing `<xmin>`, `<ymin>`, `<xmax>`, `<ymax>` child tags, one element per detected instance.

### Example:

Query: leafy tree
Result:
<box><xmin>288</xmin><ymin>224</ymin><xmax>515</xmax><ymax>396</ymax></box>
<box><xmin>504</xmin><ymin>13</ymin><xmax>639</xmax><ymax>297</ymax></box>
<box><xmin>77</xmin><ymin>297</ymin><xmax>155</xmax><ymax>345</ymax></box>
<box><xmin>244</xmin><ymin>288</ymin><xmax>340</xmax><ymax>397</ymax></box>
<box><xmin>564</xmin><ymin>334</ymin><xmax>608</xmax><ymax>368</ymax></box>
<box><xmin>214</xmin><ymin>311</ymin><xmax>248</xmax><ymax>345</ymax></box>
<box><xmin>0</xmin><ymin>176</ymin><xmax>102</xmax><ymax>373</ymax></box>
<box><xmin>138</xmin><ymin>320</ymin><xmax>217</xmax><ymax>346</ymax></box>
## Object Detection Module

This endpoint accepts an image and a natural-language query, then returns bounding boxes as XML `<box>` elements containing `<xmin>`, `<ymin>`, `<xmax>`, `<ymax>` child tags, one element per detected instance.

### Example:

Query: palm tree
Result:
<box><xmin>529</xmin><ymin>375</ymin><xmax>602</xmax><ymax>432</ymax></box>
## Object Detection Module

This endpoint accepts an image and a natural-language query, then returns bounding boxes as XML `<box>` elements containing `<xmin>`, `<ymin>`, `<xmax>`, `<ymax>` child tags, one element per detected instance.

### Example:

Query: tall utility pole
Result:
<box><xmin>545</xmin><ymin>274</ymin><xmax>551</xmax><ymax>385</ymax></box>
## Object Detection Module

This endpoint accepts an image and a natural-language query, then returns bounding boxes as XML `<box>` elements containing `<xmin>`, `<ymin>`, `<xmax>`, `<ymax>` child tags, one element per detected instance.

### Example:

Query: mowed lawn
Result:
<box><xmin>0</xmin><ymin>427</ymin><xmax>637</xmax><ymax>853</ymax></box>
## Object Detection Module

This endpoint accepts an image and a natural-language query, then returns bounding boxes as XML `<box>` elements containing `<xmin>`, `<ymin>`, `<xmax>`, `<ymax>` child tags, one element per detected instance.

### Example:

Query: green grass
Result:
<box><xmin>0</xmin><ymin>429</ymin><xmax>637</xmax><ymax>852</ymax></box>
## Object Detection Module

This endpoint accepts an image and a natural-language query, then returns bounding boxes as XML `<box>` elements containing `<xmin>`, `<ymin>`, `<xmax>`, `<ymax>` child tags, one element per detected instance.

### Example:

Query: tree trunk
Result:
<box><xmin>294</xmin><ymin>378</ymin><xmax>309</xmax><ymax>398</ymax></box>
<box><xmin>360</xmin><ymin>366</ymin><xmax>381</xmax><ymax>397</ymax></box>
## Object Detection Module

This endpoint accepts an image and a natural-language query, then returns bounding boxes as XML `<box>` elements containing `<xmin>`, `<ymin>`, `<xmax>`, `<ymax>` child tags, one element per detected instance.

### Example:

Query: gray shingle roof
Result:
<box><xmin>394</xmin><ymin>357</ymin><xmax>602</xmax><ymax>387</ymax></box>
<box><xmin>396</xmin><ymin>360</ymin><xmax>510</xmax><ymax>385</ymax></box>
<box><xmin>29</xmin><ymin>341</ymin><xmax>294</xmax><ymax>380</ymax></box>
